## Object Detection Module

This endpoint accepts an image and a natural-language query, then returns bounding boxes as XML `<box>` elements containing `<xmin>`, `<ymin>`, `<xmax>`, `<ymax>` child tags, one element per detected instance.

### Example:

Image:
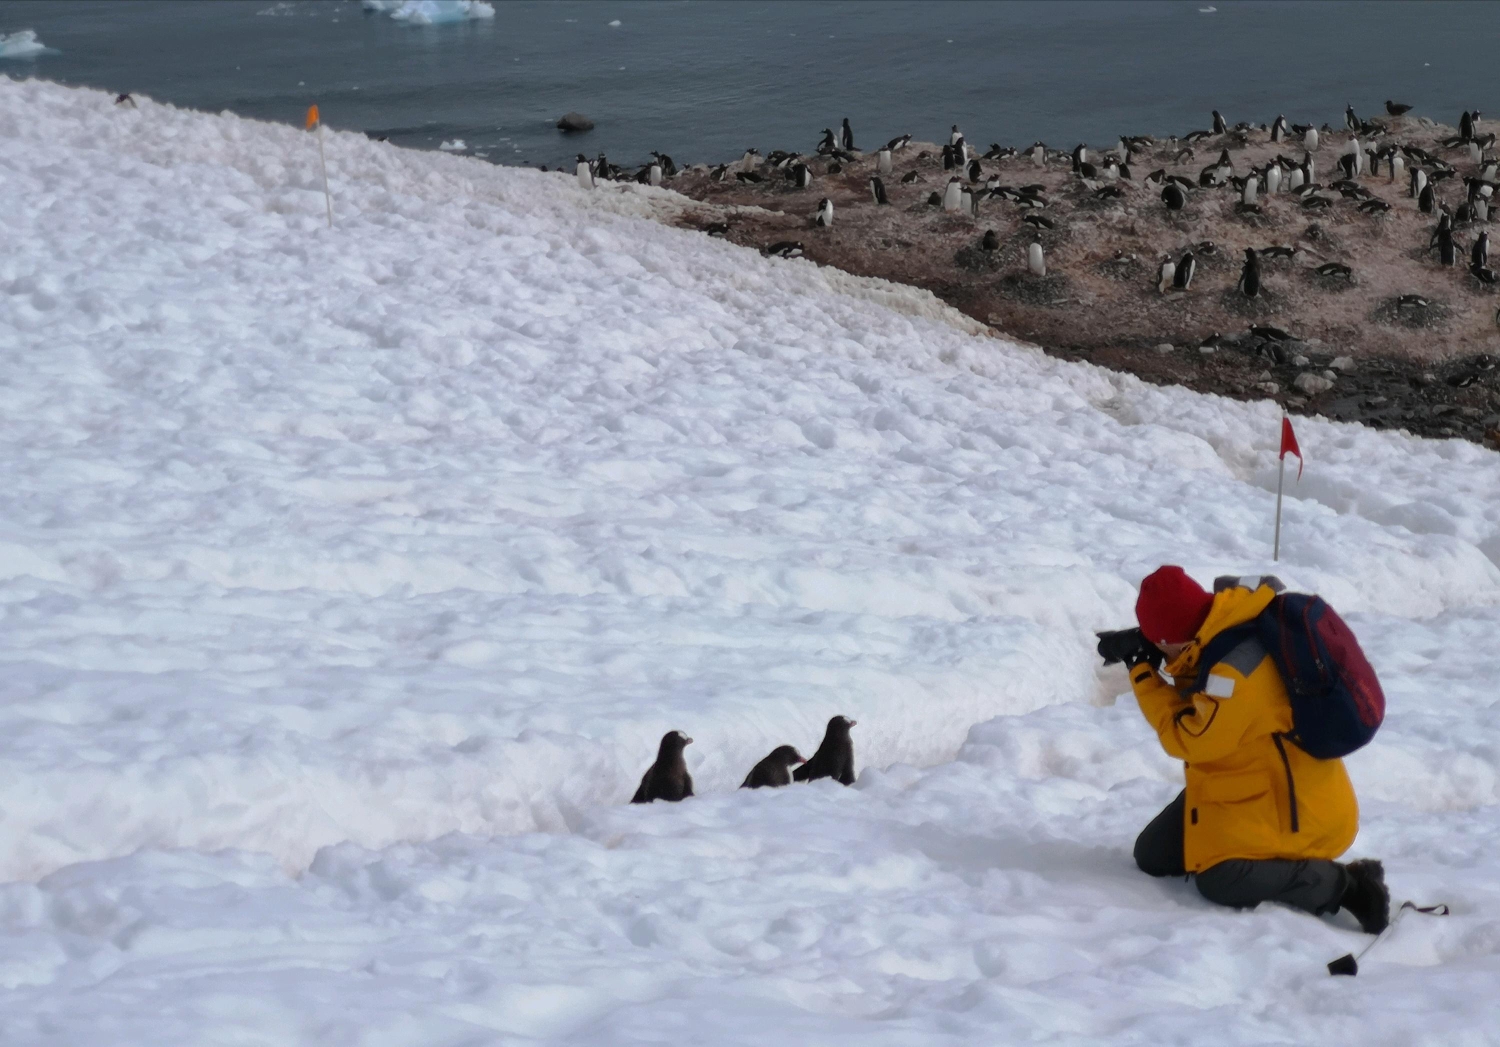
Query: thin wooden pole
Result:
<box><xmin>1273</xmin><ymin>451</ymin><xmax>1286</xmax><ymax>561</ymax></box>
<box><xmin>317</xmin><ymin>123</ymin><xmax>333</xmax><ymax>227</ymax></box>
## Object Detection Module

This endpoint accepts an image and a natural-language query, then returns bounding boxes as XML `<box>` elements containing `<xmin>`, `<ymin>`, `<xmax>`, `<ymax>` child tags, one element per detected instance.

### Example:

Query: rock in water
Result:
<box><xmin>556</xmin><ymin>112</ymin><xmax>595</xmax><ymax>133</ymax></box>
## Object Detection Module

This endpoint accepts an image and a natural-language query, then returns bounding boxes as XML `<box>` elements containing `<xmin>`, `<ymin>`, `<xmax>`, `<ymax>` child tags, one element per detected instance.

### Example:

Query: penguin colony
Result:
<box><xmin>632</xmin><ymin>715</ymin><xmax>858</xmax><ymax>803</ymax></box>
<box><xmin>602</xmin><ymin>108</ymin><xmax>1500</xmax><ymax>389</ymax></box>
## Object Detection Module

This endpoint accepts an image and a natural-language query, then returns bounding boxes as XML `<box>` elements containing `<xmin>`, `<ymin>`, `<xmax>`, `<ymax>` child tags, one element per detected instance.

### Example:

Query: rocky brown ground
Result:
<box><xmin>658</xmin><ymin>118</ymin><xmax>1500</xmax><ymax>447</ymax></box>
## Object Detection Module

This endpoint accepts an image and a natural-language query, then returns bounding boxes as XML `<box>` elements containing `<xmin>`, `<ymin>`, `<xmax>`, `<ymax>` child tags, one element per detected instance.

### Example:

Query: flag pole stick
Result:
<box><xmin>316</xmin><ymin>121</ymin><xmax>333</xmax><ymax>227</ymax></box>
<box><xmin>1273</xmin><ymin>441</ymin><xmax>1286</xmax><ymax>562</ymax></box>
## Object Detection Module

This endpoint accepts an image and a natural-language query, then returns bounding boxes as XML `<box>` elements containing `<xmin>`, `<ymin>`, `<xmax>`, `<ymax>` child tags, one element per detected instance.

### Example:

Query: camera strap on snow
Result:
<box><xmin>1326</xmin><ymin>900</ymin><xmax>1450</xmax><ymax>976</ymax></box>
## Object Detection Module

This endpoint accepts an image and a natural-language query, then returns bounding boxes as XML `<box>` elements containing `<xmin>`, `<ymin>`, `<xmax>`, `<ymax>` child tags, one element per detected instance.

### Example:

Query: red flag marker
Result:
<box><xmin>1273</xmin><ymin>413</ymin><xmax>1303</xmax><ymax>561</ymax></box>
<box><xmin>1280</xmin><ymin>414</ymin><xmax>1303</xmax><ymax>480</ymax></box>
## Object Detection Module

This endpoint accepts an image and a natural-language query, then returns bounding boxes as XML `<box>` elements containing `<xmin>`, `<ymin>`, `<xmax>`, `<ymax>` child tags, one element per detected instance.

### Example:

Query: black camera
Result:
<box><xmin>1095</xmin><ymin>627</ymin><xmax>1163</xmax><ymax>669</ymax></box>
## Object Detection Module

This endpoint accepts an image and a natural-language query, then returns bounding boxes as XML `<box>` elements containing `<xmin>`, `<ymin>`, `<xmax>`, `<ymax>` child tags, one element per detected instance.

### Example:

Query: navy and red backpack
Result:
<box><xmin>1192</xmin><ymin>592</ymin><xmax>1385</xmax><ymax>759</ymax></box>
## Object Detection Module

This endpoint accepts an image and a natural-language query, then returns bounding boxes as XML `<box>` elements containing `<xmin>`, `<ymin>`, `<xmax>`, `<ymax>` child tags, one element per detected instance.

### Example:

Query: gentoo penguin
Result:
<box><xmin>1027</xmin><ymin>241</ymin><xmax>1046</xmax><ymax>277</ymax></box>
<box><xmin>1390</xmin><ymin>152</ymin><xmax>1405</xmax><ymax>184</ymax></box>
<box><xmin>1432</xmin><ymin>213</ymin><xmax>1456</xmax><ymax>265</ymax></box>
<box><xmin>1212</xmin><ymin>109</ymin><xmax>1228</xmax><ymax>135</ymax></box>
<box><xmin>1271</xmin><ymin>114</ymin><xmax>1288</xmax><ymax>142</ymax></box>
<box><xmin>765</xmin><ymin>240</ymin><xmax>804</xmax><ymax>258</ymax></box>
<box><xmin>1472</xmin><ymin>264</ymin><xmax>1499</xmax><ymax>285</ymax></box>
<box><xmin>1385</xmin><ymin>100</ymin><xmax>1412</xmax><ymax>116</ymax></box>
<box><xmin>886</xmin><ymin>133</ymin><xmax>912</xmax><ymax>152</ymax></box>
<box><xmin>1078</xmin><ymin>160</ymin><xmax>1099</xmax><ymax>180</ymax></box>
<box><xmin>817</xmin><ymin>128</ymin><xmax>837</xmax><ymax>154</ymax></box>
<box><xmin>955</xmin><ymin>136</ymin><xmax>970</xmax><ymax>164</ymax></box>
<box><xmin>967</xmin><ymin>157</ymin><xmax>982</xmax><ymax>183</ymax></box>
<box><xmin>1419</xmin><ymin>182</ymin><xmax>1435</xmax><ymax>214</ymax></box>
<box><xmin>1410</xmin><ymin>166</ymin><xmax>1427</xmax><ymax>198</ymax></box>
<box><xmin>841</xmin><ymin>117</ymin><xmax>855</xmax><ymax>150</ymax></box>
<box><xmin>739</xmin><ymin>148</ymin><xmax>760</xmax><ymax>172</ymax></box>
<box><xmin>950</xmin><ymin>124</ymin><xmax>963</xmax><ymax>146</ymax></box>
<box><xmin>741</xmin><ymin>745</ymin><xmax>807</xmax><ymax>789</ymax></box>
<box><xmin>1156</xmin><ymin>254</ymin><xmax>1176</xmax><ymax>293</ymax></box>
<box><xmin>814</xmin><ymin>197</ymin><xmax>834</xmax><ymax>228</ymax></box>
<box><xmin>630</xmin><ymin>731</ymin><xmax>694</xmax><ymax>803</ymax></box>
<box><xmin>943</xmin><ymin>177</ymin><xmax>963</xmax><ymax>212</ymax></box>
<box><xmin>1315</xmin><ymin>262</ymin><xmax>1353</xmax><ymax>279</ymax></box>
<box><xmin>1237</xmin><ymin>247</ymin><xmax>1261</xmax><ymax>297</ymax></box>
<box><xmin>1345</xmin><ymin>104</ymin><xmax>1360</xmax><ymax>132</ymax></box>
<box><xmin>1242</xmin><ymin>175</ymin><xmax>1258</xmax><ymax>206</ymax></box>
<box><xmin>1287</xmin><ymin>166</ymin><xmax>1305</xmax><ymax>191</ymax></box>
<box><xmin>792</xmin><ymin>716</ymin><xmax>857</xmax><ymax>786</ymax></box>
<box><xmin>1071</xmin><ymin>143</ymin><xmax>1087</xmax><ymax>172</ymax></box>
<box><xmin>1305</xmin><ymin>126</ymin><xmax>1320</xmax><ymax>151</ymax></box>
<box><xmin>793</xmin><ymin>162</ymin><xmax>812</xmax><ymax>188</ymax></box>
<box><xmin>1337</xmin><ymin>153</ymin><xmax>1358</xmax><ymax>180</ymax></box>
<box><xmin>1266</xmin><ymin>163</ymin><xmax>1282</xmax><ymax>194</ymax></box>
<box><xmin>710</xmin><ymin>163</ymin><xmax>728</xmax><ymax>182</ymax></box>
<box><xmin>1461</xmin><ymin>110</ymin><xmax>1475</xmax><ymax>141</ymax></box>
<box><xmin>901</xmin><ymin>170</ymin><xmax>922</xmax><ymax>183</ymax></box>
<box><xmin>982</xmin><ymin>228</ymin><xmax>1000</xmax><ymax>251</ymax></box>
<box><xmin>877</xmin><ymin>148</ymin><xmax>892</xmax><ymax>176</ymax></box>
<box><xmin>575</xmin><ymin>154</ymin><xmax>594</xmax><ymax>190</ymax></box>
<box><xmin>1161</xmin><ymin>182</ymin><xmax>1186</xmax><ymax>211</ymax></box>
<box><xmin>703</xmin><ymin>221</ymin><xmax>730</xmax><ymax>237</ymax></box>
<box><xmin>1021</xmin><ymin>212</ymin><xmax>1055</xmax><ymax>229</ymax></box>
<box><xmin>1173</xmin><ymin>249</ymin><xmax>1196</xmax><ymax>289</ymax></box>
<box><xmin>1473</xmin><ymin>231</ymin><xmax>1491</xmax><ymax>268</ymax></box>
<box><xmin>960</xmin><ymin>187</ymin><xmax>976</xmax><ymax>215</ymax></box>
<box><xmin>643</xmin><ymin>161</ymin><xmax>663</xmax><ymax>186</ymax></box>
<box><xmin>1344</xmin><ymin>136</ymin><xmax>1363</xmax><ymax>176</ymax></box>
<box><xmin>869</xmin><ymin>176</ymin><xmax>890</xmax><ymax>205</ymax></box>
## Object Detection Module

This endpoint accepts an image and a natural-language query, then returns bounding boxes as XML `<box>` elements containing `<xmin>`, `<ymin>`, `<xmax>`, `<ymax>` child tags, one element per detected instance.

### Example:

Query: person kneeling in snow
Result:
<box><xmin>1105</xmin><ymin>567</ymin><xmax>1389</xmax><ymax>933</ymax></box>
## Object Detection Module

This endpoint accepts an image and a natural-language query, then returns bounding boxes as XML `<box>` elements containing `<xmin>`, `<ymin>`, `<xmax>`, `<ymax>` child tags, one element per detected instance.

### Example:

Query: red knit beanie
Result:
<box><xmin>1135</xmin><ymin>566</ymin><xmax>1214</xmax><ymax>645</ymax></box>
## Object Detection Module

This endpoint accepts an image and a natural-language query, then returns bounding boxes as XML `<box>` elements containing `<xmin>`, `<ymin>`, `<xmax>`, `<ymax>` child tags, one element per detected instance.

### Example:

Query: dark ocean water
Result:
<box><xmin>3</xmin><ymin>0</ymin><xmax>1497</xmax><ymax>172</ymax></box>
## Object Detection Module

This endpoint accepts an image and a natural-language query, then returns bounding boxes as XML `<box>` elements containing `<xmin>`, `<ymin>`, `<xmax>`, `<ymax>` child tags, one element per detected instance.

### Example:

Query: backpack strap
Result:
<box><xmin>1190</xmin><ymin>623</ymin><xmax>1262</xmax><ymax>693</ymax></box>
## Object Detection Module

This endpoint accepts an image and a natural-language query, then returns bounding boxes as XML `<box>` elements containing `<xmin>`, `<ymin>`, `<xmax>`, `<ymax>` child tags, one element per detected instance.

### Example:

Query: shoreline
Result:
<box><xmin>643</xmin><ymin>120</ymin><xmax>1500</xmax><ymax>448</ymax></box>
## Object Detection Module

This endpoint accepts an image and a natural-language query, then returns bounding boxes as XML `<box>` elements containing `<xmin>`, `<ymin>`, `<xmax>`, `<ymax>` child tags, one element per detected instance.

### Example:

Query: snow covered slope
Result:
<box><xmin>1</xmin><ymin>77</ymin><xmax>1499</xmax><ymax>1044</ymax></box>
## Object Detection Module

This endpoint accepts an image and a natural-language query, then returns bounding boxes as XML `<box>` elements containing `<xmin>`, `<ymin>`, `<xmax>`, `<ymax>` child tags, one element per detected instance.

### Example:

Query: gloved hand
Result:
<box><xmin>1095</xmin><ymin>627</ymin><xmax>1164</xmax><ymax>669</ymax></box>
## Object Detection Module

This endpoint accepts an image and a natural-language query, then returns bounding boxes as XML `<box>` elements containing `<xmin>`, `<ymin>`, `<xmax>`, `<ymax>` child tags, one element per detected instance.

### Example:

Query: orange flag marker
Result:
<box><xmin>307</xmin><ymin>104</ymin><xmax>332</xmax><ymax>226</ymax></box>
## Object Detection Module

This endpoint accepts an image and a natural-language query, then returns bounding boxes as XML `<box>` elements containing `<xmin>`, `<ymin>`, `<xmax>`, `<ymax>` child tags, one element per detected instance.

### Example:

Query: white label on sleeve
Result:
<box><xmin>1204</xmin><ymin>674</ymin><xmax>1236</xmax><ymax>699</ymax></box>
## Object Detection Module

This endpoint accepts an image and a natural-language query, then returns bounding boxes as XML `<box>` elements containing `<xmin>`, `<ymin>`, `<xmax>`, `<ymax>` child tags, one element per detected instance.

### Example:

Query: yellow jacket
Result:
<box><xmin>1130</xmin><ymin>580</ymin><xmax>1359</xmax><ymax>872</ymax></box>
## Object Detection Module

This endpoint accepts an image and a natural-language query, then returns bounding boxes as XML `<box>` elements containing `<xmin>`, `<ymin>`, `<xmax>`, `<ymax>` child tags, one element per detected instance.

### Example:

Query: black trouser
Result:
<box><xmin>1134</xmin><ymin>791</ymin><xmax>1348</xmax><ymax>915</ymax></box>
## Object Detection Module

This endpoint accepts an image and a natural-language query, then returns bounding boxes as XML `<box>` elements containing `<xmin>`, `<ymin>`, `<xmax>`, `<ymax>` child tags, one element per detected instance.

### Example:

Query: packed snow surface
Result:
<box><xmin>362</xmin><ymin>0</ymin><xmax>496</xmax><ymax>24</ymax></box>
<box><xmin>2</xmin><ymin>77</ymin><xmax>1499</xmax><ymax>1044</ymax></box>
<box><xmin>0</xmin><ymin>30</ymin><xmax>48</xmax><ymax>59</ymax></box>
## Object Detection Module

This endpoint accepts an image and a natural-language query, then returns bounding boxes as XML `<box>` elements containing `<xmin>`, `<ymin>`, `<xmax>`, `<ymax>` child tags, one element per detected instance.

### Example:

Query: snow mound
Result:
<box><xmin>363</xmin><ymin>0</ymin><xmax>496</xmax><ymax>24</ymax></box>
<box><xmin>0</xmin><ymin>29</ymin><xmax>49</xmax><ymax>59</ymax></box>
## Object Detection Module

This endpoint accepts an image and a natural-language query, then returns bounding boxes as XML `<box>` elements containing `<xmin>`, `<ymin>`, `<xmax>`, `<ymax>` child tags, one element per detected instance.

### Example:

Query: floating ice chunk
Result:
<box><xmin>438</xmin><ymin>139</ymin><xmax>467</xmax><ymax>151</ymax></box>
<box><xmin>609</xmin><ymin>19</ymin><xmax>622</xmax><ymax>26</ymax></box>
<box><xmin>374</xmin><ymin>0</ymin><xmax>496</xmax><ymax>24</ymax></box>
<box><xmin>0</xmin><ymin>29</ymin><xmax>49</xmax><ymax>59</ymax></box>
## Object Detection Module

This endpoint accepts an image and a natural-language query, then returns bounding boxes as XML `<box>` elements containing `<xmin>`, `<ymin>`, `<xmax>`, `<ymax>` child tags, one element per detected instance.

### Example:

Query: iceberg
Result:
<box><xmin>0</xmin><ymin>29</ymin><xmax>49</xmax><ymax>59</ymax></box>
<box><xmin>364</xmin><ymin>0</ymin><xmax>496</xmax><ymax>24</ymax></box>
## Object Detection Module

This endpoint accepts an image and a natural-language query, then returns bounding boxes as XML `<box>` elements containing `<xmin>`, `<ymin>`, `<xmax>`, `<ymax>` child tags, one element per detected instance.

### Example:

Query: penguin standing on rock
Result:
<box><xmin>1212</xmin><ymin>110</ymin><xmax>1228</xmax><ymax>135</ymax></box>
<box><xmin>793</xmin><ymin>162</ymin><xmax>812</xmax><ymax>189</ymax></box>
<box><xmin>1271</xmin><ymin>114</ymin><xmax>1288</xmax><ymax>142</ymax></box>
<box><xmin>1237</xmin><ymin>247</ymin><xmax>1261</xmax><ymax>297</ymax></box>
<box><xmin>792</xmin><ymin>716</ymin><xmax>858</xmax><ymax>785</ymax></box>
<box><xmin>631</xmin><ymin>731</ymin><xmax>694</xmax><ymax>803</ymax></box>
<box><xmin>817</xmin><ymin>128</ymin><xmax>837</xmax><ymax>154</ymax></box>
<box><xmin>814</xmin><ymin>197</ymin><xmax>834</xmax><ymax>228</ymax></box>
<box><xmin>1173</xmin><ymin>249</ymin><xmax>1196</xmax><ymax>289</ymax></box>
<box><xmin>870</xmin><ymin>176</ymin><xmax>890</xmax><ymax>205</ymax></box>
<box><xmin>1474</xmin><ymin>230</ymin><xmax>1490</xmax><ymax>269</ymax></box>
<box><xmin>741</xmin><ymin>745</ymin><xmax>807</xmax><ymax>789</ymax></box>
<box><xmin>877</xmin><ymin>148</ymin><xmax>892</xmax><ymax>175</ymax></box>
<box><xmin>943</xmin><ymin>176</ymin><xmax>963</xmax><ymax>212</ymax></box>
<box><xmin>1432</xmin><ymin>213</ymin><xmax>1456</xmax><ymax>265</ymax></box>
<box><xmin>1027</xmin><ymin>241</ymin><xmax>1046</xmax><ymax>277</ymax></box>
<box><xmin>1156</xmin><ymin>254</ymin><xmax>1176</xmax><ymax>293</ymax></box>
<box><xmin>1305</xmin><ymin>127</ymin><xmax>1320</xmax><ymax>151</ymax></box>
<box><xmin>841</xmin><ymin>117</ymin><xmax>855</xmax><ymax>150</ymax></box>
<box><xmin>1162</xmin><ymin>182</ymin><xmax>1186</xmax><ymax>211</ymax></box>
<box><xmin>1345</xmin><ymin>104</ymin><xmax>1360</xmax><ymax>132</ymax></box>
<box><xmin>968</xmin><ymin>157</ymin><xmax>983</xmax><ymax>183</ymax></box>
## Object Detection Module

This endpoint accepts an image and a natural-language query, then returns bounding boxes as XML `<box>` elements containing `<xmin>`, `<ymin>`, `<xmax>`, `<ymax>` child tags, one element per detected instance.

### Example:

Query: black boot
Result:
<box><xmin>1339</xmin><ymin>859</ymin><xmax>1390</xmax><ymax>934</ymax></box>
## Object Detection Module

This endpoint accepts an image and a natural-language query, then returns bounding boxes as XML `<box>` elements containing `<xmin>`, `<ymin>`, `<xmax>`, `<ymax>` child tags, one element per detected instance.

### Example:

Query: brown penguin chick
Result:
<box><xmin>630</xmin><ymin>730</ymin><xmax>694</xmax><ymax>803</ymax></box>
<box><xmin>740</xmin><ymin>745</ymin><xmax>807</xmax><ymax>789</ymax></box>
<box><xmin>792</xmin><ymin>716</ymin><xmax>857</xmax><ymax>786</ymax></box>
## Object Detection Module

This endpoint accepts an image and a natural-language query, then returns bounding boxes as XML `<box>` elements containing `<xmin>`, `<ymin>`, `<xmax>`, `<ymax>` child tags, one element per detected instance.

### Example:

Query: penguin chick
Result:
<box><xmin>792</xmin><ymin>716</ymin><xmax>857</xmax><ymax>786</ymax></box>
<box><xmin>741</xmin><ymin>745</ymin><xmax>807</xmax><ymax>789</ymax></box>
<box><xmin>631</xmin><ymin>731</ymin><xmax>694</xmax><ymax>803</ymax></box>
